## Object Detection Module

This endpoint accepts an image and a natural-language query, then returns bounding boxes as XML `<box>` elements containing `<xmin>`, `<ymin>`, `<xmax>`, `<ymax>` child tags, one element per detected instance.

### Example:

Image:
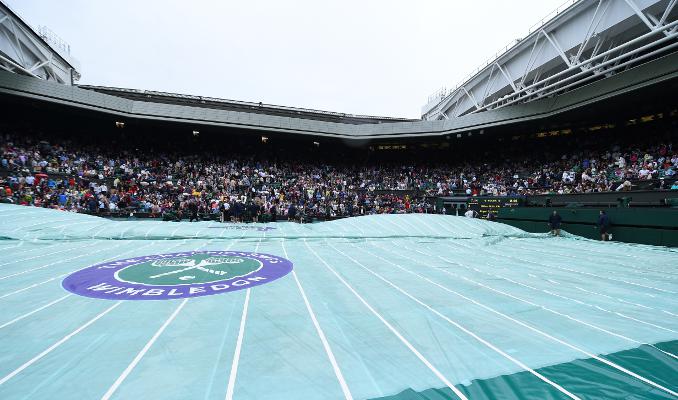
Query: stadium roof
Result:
<box><xmin>1</xmin><ymin>49</ymin><xmax>677</xmax><ymax>140</ymax></box>
<box><xmin>78</xmin><ymin>85</ymin><xmax>418</xmax><ymax>125</ymax></box>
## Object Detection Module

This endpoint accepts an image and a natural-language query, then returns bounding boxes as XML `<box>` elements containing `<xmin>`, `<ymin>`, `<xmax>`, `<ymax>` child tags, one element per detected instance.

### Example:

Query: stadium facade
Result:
<box><xmin>0</xmin><ymin>0</ymin><xmax>677</xmax><ymax>142</ymax></box>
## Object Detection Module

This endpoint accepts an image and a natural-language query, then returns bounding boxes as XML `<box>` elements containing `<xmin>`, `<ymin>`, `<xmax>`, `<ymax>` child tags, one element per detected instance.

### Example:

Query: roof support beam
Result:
<box><xmin>623</xmin><ymin>0</ymin><xmax>657</xmax><ymax>31</ymax></box>
<box><xmin>541</xmin><ymin>30</ymin><xmax>571</xmax><ymax>67</ymax></box>
<box><xmin>518</xmin><ymin>35</ymin><xmax>545</xmax><ymax>91</ymax></box>
<box><xmin>461</xmin><ymin>86</ymin><xmax>480</xmax><ymax>110</ymax></box>
<box><xmin>495</xmin><ymin>63</ymin><xmax>517</xmax><ymax>92</ymax></box>
<box><xmin>623</xmin><ymin>0</ymin><xmax>673</xmax><ymax>37</ymax></box>
<box><xmin>658</xmin><ymin>0</ymin><xmax>676</xmax><ymax>26</ymax></box>
<box><xmin>573</xmin><ymin>0</ymin><xmax>610</xmax><ymax>65</ymax></box>
<box><xmin>0</xmin><ymin>53</ymin><xmax>40</xmax><ymax>78</ymax></box>
<box><xmin>465</xmin><ymin>19</ymin><xmax>678</xmax><ymax>115</ymax></box>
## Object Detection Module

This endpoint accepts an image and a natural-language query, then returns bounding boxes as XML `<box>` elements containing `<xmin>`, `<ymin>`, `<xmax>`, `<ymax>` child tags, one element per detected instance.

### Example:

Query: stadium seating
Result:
<box><xmin>1</xmin><ymin>125</ymin><xmax>676</xmax><ymax>221</ymax></box>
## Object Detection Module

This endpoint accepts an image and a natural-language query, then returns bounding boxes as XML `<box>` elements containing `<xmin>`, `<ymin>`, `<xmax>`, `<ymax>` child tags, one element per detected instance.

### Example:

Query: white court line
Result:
<box><xmin>143</xmin><ymin>223</ymin><xmax>161</xmax><ymax>238</ymax></box>
<box><xmin>465</xmin><ymin>239</ymin><xmax>677</xmax><ymax>295</ymax></box>
<box><xmin>2</xmin><ymin>212</ymin><xmax>43</xmax><ymax>220</ymax></box>
<box><xmin>58</xmin><ymin>220</ymin><xmax>102</xmax><ymax>234</ymax></box>
<box><xmin>507</xmin><ymin>240</ymin><xmax>678</xmax><ymax>279</ymax></box>
<box><xmin>0</xmin><ymin>242</ymin><xmax>125</xmax><ymax>281</ymax></box>
<box><xmin>345</xmin><ymin>216</ymin><xmax>366</xmax><ymax>236</ymax></box>
<box><xmin>394</xmin><ymin>216</ymin><xmax>429</xmax><ymax>236</ymax></box>
<box><xmin>396</xmin><ymin>241</ymin><xmax>678</xmax><ymax>348</ymax></box>
<box><xmin>0</xmin><ymin>242</ymin><xmax>92</xmax><ymax>267</ymax></box>
<box><xmin>525</xmin><ymin>234</ymin><xmax>673</xmax><ymax>263</ymax></box>
<box><xmin>358</xmin><ymin>215</ymin><xmax>407</xmax><ymax>236</ymax></box>
<box><xmin>169</xmin><ymin>225</ymin><xmax>182</xmax><ymax>238</ymax></box>
<box><xmin>217</xmin><ymin>225</ymin><xmax>230</xmax><ymax>238</ymax></box>
<box><xmin>373</xmin><ymin>242</ymin><xmax>678</xmax><ymax>369</ymax></box>
<box><xmin>574</xmin><ymin>286</ymin><xmax>678</xmax><ymax>317</ymax></box>
<box><xmin>327</xmin><ymin>215</ymin><xmax>353</xmax><ymax>235</ymax></box>
<box><xmin>117</xmin><ymin>223</ymin><xmax>135</xmax><ymax>239</ymax></box>
<box><xmin>2</xmin><ymin>241</ymin><xmax>66</xmax><ymax>257</ymax></box>
<box><xmin>224</xmin><ymin>237</ymin><xmax>262</xmax><ymax>400</ymax></box>
<box><xmin>0</xmin><ymin>240</ymin><xmax>163</xmax><ymax>299</ymax></box>
<box><xmin>304</xmin><ymin>239</ymin><xmax>469</xmax><ymax>400</ymax></box>
<box><xmin>100</xmin><ymin>298</ymin><xmax>189</xmax><ymax>400</ymax></box>
<box><xmin>484</xmin><ymin>268</ymin><xmax>678</xmax><ymax>337</ymax></box>
<box><xmin>325</xmin><ymin>240</ymin><xmax>580</xmax><ymax>400</ymax></box>
<box><xmin>199</xmin><ymin>231</ymin><xmax>242</xmax><ymax>399</ymax></box>
<box><xmin>0</xmin><ymin>242</ymin><xmax>24</xmax><ymax>252</ymax></box>
<box><xmin>193</xmin><ymin>225</ymin><xmax>209</xmax><ymax>238</ymax></box>
<box><xmin>99</xmin><ymin>236</ymin><xmax>224</xmax><ymax>398</ymax></box>
<box><xmin>442</xmin><ymin>236</ymin><xmax>678</xmax><ymax>302</ymax></box>
<box><xmin>0</xmin><ymin>274</ymin><xmax>68</xmax><ymax>299</ymax></box>
<box><xmin>9</xmin><ymin>218</ymin><xmax>98</xmax><ymax>236</ymax></box>
<box><xmin>504</xmin><ymin>239</ymin><xmax>678</xmax><ymax>281</ymax></box>
<box><xmin>0</xmin><ymin>301</ymin><xmax>122</xmax><ymax>386</ymax></box>
<box><xmin>437</xmin><ymin>228</ymin><xmax>675</xmax><ymax>298</ymax></box>
<box><xmin>90</xmin><ymin>224</ymin><xmax>111</xmax><ymax>239</ymax></box>
<box><xmin>82</xmin><ymin>219</ymin><xmax>110</xmax><ymax>234</ymax></box>
<box><xmin>0</xmin><ymin>294</ymin><xmax>72</xmax><ymax>329</ymax></box>
<box><xmin>615</xmin><ymin>312</ymin><xmax>677</xmax><ymax>334</ymax></box>
<box><xmin>436</xmin><ymin>225</ymin><xmax>678</xmax><ymax>318</ymax></box>
<box><xmin>225</xmin><ymin>288</ymin><xmax>251</xmax><ymax>400</ymax></box>
<box><xmin>281</xmin><ymin>238</ymin><xmax>353</xmax><ymax>400</ymax></box>
<box><xmin>8</xmin><ymin>218</ymin><xmax>73</xmax><ymax>233</ymax></box>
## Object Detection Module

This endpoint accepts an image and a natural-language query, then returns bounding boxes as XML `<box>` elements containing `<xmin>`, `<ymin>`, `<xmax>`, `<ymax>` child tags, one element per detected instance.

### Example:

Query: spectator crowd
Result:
<box><xmin>1</xmin><ymin>127</ymin><xmax>676</xmax><ymax>221</ymax></box>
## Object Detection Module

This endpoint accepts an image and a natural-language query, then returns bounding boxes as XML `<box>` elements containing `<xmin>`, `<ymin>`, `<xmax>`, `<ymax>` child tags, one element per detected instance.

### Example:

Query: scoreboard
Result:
<box><xmin>467</xmin><ymin>197</ymin><xmax>522</xmax><ymax>219</ymax></box>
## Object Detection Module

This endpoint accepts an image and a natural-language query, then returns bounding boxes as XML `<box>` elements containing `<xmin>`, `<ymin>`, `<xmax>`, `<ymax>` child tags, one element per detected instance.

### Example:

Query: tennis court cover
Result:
<box><xmin>0</xmin><ymin>204</ymin><xmax>676</xmax><ymax>399</ymax></box>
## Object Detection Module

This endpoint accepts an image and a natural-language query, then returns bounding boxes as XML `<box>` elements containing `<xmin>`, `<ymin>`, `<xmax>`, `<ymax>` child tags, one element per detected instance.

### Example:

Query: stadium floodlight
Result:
<box><xmin>115</xmin><ymin>121</ymin><xmax>125</xmax><ymax>128</ymax></box>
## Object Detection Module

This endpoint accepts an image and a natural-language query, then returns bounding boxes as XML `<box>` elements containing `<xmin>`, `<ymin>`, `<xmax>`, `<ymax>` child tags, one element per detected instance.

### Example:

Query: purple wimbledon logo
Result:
<box><xmin>62</xmin><ymin>251</ymin><xmax>293</xmax><ymax>300</ymax></box>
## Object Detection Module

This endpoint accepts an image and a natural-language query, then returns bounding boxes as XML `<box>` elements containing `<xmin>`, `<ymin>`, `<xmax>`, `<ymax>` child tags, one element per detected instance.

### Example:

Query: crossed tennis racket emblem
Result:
<box><xmin>149</xmin><ymin>257</ymin><xmax>244</xmax><ymax>279</ymax></box>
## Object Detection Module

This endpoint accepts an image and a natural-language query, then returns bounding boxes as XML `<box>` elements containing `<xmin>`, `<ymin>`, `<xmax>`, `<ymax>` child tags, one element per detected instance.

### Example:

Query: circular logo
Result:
<box><xmin>62</xmin><ymin>251</ymin><xmax>293</xmax><ymax>300</ymax></box>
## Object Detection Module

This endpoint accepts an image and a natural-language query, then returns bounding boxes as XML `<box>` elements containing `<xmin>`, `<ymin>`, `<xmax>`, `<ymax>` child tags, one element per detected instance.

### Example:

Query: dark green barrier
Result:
<box><xmin>497</xmin><ymin>207</ymin><xmax>678</xmax><ymax>247</ymax></box>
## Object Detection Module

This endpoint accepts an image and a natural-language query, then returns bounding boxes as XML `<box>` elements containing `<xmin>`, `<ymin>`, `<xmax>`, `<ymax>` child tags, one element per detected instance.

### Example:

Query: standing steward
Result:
<box><xmin>548</xmin><ymin>210</ymin><xmax>562</xmax><ymax>236</ymax></box>
<box><xmin>598</xmin><ymin>210</ymin><xmax>611</xmax><ymax>241</ymax></box>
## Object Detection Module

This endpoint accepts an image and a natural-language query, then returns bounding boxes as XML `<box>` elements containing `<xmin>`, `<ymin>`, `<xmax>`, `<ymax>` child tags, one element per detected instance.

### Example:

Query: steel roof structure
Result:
<box><xmin>0</xmin><ymin>1</ymin><xmax>80</xmax><ymax>85</ymax></box>
<box><xmin>422</xmin><ymin>0</ymin><xmax>678</xmax><ymax>120</ymax></box>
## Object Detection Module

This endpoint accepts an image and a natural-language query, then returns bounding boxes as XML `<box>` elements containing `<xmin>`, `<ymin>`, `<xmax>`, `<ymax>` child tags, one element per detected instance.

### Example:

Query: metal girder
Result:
<box><xmin>541</xmin><ymin>30</ymin><xmax>572</xmax><ymax>66</ymax></box>
<box><xmin>623</xmin><ymin>0</ymin><xmax>658</xmax><ymax>31</ymax></box>
<box><xmin>573</xmin><ymin>0</ymin><xmax>610</xmax><ymax>64</ymax></box>
<box><xmin>480</xmin><ymin>26</ymin><xmax>678</xmax><ymax>112</ymax></box>
<box><xmin>495</xmin><ymin>62</ymin><xmax>517</xmax><ymax>92</ymax></box>
<box><xmin>658</xmin><ymin>0</ymin><xmax>677</xmax><ymax>26</ymax></box>
<box><xmin>461</xmin><ymin>86</ymin><xmax>480</xmax><ymax>110</ymax></box>
<box><xmin>518</xmin><ymin>35</ymin><xmax>546</xmax><ymax>91</ymax></box>
<box><xmin>423</xmin><ymin>0</ymin><xmax>678</xmax><ymax>120</ymax></box>
<box><xmin>0</xmin><ymin>2</ymin><xmax>80</xmax><ymax>84</ymax></box>
<box><xmin>623</xmin><ymin>0</ymin><xmax>677</xmax><ymax>37</ymax></box>
<box><xmin>479</xmin><ymin>64</ymin><xmax>499</xmax><ymax>106</ymax></box>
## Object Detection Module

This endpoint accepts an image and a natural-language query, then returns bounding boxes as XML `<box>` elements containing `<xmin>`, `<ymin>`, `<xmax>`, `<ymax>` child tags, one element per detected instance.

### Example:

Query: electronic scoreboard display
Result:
<box><xmin>467</xmin><ymin>197</ymin><xmax>522</xmax><ymax>219</ymax></box>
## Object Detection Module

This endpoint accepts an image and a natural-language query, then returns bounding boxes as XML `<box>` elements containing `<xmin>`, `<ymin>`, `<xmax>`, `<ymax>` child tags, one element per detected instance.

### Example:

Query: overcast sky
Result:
<box><xmin>7</xmin><ymin>0</ymin><xmax>567</xmax><ymax>118</ymax></box>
